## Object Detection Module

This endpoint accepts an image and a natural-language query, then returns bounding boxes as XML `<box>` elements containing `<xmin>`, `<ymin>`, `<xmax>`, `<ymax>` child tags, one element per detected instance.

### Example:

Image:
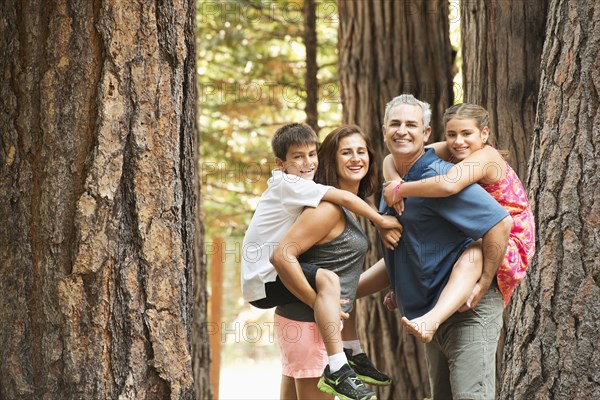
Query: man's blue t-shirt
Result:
<box><xmin>380</xmin><ymin>148</ymin><xmax>509</xmax><ymax>319</ymax></box>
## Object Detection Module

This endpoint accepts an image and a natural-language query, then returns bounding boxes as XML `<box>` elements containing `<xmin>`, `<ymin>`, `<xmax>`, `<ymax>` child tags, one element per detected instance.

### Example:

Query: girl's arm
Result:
<box><xmin>397</xmin><ymin>146</ymin><xmax>506</xmax><ymax>198</ymax></box>
<box><xmin>382</xmin><ymin>155</ymin><xmax>405</xmax><ymax>213</ymax></box>
<box><xmin>270</xmin><ymin>202</ymin><xmax>342</xmax><ymax>308</ymax></box>
<box><xmin>322</xmin><ymin>187</ymin><xmax>402</xmax><ymax>230</ymax></box>
<box><xmin>383</xmin><ymin>154</ymin><xmax>401</xmax><ymax>181</ymax></box>
<box><xmin>425</xmin><ymin>141</ymin><xmax>452</xmax><ymax>160</ymax></box>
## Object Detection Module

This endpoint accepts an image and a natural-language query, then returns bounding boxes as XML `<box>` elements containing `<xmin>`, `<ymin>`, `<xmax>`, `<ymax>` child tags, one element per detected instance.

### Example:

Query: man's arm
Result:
<box><xmin>466</xmin><ymin>215</ymin><xmax>513</xmax><ymax>308</ymax></box>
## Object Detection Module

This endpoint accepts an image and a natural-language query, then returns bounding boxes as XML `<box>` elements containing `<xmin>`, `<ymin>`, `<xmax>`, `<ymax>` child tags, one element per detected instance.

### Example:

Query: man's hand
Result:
<box><xmin>462</xmin><ymin>277</ymin><xmax>493</xmax><ymax>310</ymax></box>
<box><xmin>383</xmin><ymin>290</ymin><xmax>398</xmax><ymax>311</ymax></box>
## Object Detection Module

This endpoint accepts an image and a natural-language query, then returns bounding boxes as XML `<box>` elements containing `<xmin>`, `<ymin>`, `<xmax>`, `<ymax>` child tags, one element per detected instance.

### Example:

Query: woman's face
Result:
<box><xmin>445</xmin><ymin>118</ymin><xmax>489</xmax><ymax>161</ymax></box>
<box><xmin>336</xmin><ymin>134</ymin><xmax>370</xmax><ymax>187</ymax></box>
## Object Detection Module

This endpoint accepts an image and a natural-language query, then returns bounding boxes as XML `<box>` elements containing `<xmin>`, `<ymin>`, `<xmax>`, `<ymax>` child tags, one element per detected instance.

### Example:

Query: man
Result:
<box><xmin>380</xmin><ymin>94</ymin><xmax>512</xmax><ymax>399</ymax></box>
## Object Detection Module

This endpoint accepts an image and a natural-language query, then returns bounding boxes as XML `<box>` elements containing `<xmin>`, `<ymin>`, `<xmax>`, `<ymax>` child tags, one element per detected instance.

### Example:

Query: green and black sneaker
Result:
<box><xmin>345</xmin><ymin>349</ymin><xmax>392</xmax><ymax>386</ymax></box>
<box><xmin>317</xmin><ymin>364</ymin><xmax>377</xmax><ymax>400</ymax></box>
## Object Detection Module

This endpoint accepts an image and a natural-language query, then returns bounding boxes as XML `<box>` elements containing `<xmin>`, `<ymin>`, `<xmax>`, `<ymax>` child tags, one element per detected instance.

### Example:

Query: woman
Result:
<box><xmin>271</xmin><ymin>125</ymin><xmax>382</xmax><ymax>400</ymax></box>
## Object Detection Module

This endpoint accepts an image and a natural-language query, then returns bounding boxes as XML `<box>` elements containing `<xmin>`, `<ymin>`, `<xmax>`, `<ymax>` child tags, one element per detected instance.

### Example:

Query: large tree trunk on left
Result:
<box><xmin>0</xmin><ymin>1</ymin><xmax>209</xmax><ymax>399</ymax></box>
<box><xmin>338</xmin><ymin>1</ymin><xmax>453</xmax><ymax>399</ymax></box>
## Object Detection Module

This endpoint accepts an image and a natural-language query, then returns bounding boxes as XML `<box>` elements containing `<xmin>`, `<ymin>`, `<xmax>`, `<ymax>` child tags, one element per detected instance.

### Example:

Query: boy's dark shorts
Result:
<box><xmin>250</xmin><ymin>262</ymin><xmax>319</xmax><ymax>309</ymax></box>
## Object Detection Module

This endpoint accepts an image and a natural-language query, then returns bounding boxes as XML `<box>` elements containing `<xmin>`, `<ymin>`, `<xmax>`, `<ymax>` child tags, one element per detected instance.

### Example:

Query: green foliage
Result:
<box><xmin>198</xmin><ymin>0</ymin><xmax>342</xmax><ymax>345</ymax></box>
<box><xmin>198</xmin><ymin>0</ymin><xmax>341</xmax><ymax>238</ymax></box>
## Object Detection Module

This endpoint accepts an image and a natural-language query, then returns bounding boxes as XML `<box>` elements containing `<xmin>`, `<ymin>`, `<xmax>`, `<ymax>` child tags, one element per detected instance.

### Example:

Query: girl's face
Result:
<box><xmin>336</xmin><ymin>134</ymin><xmax>370</xmax><ymax>187</ymax></box>
<box><xmin>445</xmin><ymin>118</ymin><xmax>489</xmax><ymax>160</ymax></box>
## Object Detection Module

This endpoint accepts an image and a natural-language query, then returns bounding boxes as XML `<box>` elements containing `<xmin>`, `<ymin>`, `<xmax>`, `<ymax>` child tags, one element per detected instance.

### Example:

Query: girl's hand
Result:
<box><xmin>383</xmin><ymin>180</ymin><xmax>400</xmax><ymax>206</ymax></box>
<box><xmin>380</xmin><ymin>227</ymin><xmax>402</xmax><ymax>250</ymax></box>
<box><xmin>383</xmin><ymin>180</ymin><xmax>405</xmax><ymax>215</ymax></box>
<box><xmin>392</xmin><ymin>197</ymin><xmax>405</xmax><ymax>215</ymax></box>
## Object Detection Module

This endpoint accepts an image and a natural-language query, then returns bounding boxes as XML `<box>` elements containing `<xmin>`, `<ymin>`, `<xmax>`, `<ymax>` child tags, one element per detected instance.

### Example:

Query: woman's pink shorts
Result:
<box><xmin>274</xmin><ymin>314</ymin><xmax>328</xmax><ymax>379</ymax></box>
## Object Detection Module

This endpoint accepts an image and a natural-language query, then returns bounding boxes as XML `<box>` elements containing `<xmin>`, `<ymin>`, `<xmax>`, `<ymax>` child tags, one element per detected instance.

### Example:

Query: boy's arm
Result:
<box><xmin>322</xmin><ymin>188</ymin><xmax>402</xmax><ymax>230</ymax></box>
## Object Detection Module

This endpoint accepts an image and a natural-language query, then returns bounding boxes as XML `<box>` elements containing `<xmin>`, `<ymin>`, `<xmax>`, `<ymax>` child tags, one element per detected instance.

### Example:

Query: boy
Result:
<box><xmin>241</xmin><ymin>123</ymin><xmax>398</xmax><ymax>399</ymax></box>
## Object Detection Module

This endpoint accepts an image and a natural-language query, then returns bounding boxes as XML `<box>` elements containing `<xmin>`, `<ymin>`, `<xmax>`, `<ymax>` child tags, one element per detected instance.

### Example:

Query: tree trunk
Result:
<box><xmin>304</xmin><ymin>0</ymin><xmax>319</xmax><ymax>133</ymax></box>
<box><xmin>338</xmin><ymin>0</ymin><xmax>453</xmax><ymax>146</ymax></box>
<box><xmin>499</xmin><ymin>0</ymin><xmax>600</xmax><ymax>398</ymax></box>
<box><xmin>460</xmin><ymin>0</ymin><xmax>548</xmax><ymax>179</ymax></box>
<box><xmin>0</xmin><ymin>1</ymin><xmax>210</xmax><ymax>399</ymax></box>
<box><xmin>338</xmin><ymin>1</ymin><xmax>453</xmax><ymax>398</ymax></box>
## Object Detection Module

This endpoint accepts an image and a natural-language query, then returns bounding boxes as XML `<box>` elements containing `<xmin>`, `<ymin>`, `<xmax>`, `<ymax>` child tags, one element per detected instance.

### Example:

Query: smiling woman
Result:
<box><xmin>271</xmin><ymin>125</ymin><xmax>384</xmax><ymax>400</ymax></box>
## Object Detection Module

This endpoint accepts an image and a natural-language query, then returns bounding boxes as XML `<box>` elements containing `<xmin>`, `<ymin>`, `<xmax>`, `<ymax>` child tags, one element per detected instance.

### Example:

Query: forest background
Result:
<box><xmin>0</xmin><ymin>0</ymin><xmax>597</xmax><ymax>399</ymax></box>
<box><xmin>200</xmin><ymin>2</ymin><xmax>462</xmax><ymax>398</ymax></box>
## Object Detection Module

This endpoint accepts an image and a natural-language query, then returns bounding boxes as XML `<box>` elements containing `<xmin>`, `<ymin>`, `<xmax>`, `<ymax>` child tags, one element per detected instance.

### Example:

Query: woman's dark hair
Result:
<box><xmin>315</xmin><ymin>124</ymin><xmax>380</xmax><ymax>199</ymax></box>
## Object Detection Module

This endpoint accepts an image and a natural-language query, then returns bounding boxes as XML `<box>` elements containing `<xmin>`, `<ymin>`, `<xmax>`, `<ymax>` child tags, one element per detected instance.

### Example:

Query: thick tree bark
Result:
<box><xmin>304</xmin><ymin>0</ymin><xmax>319</xmax><ymax>133</ymax></box>
<box><xmin>338</xmin><ymin>0</ymin><xmax>453</xmax><ymax>146</ymax></box>
<box><xmin>499</xmin><ymin>0</ymin><xmax>600</xmax><ymax>398</ymax></box>
<box><xmin>461</xmin><ymin>0</ymin><xmax>548</xmax><ymax>179</ymax></box>
<box><xmin>338</xmin><ymin>1</ymin><xmax>453</xmax><ymax>398</ymax></box>
<box><xmin>460</xmin><ymin>1</ymin><xmax>549</xmax><ymax>390</ymax></box>
<box><xmin>0</xmin><ymin>1</ymin><xmax>209</xmax><ymax>399</ymax></box>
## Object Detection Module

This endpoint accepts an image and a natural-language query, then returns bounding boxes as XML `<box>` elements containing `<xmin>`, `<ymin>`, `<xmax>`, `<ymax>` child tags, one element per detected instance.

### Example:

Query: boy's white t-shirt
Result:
<box><xmin>241</xmin><ymin>169</ymin><xmax>331</xmax><ymax>302</ymax></box>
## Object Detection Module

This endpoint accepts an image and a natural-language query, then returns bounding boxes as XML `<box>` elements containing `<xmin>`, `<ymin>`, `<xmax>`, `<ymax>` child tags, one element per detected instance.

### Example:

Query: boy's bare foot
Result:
<box><xmin>401</xmin><ymin>316</ymin><xmax>437</xmax><ymax>343</ymax></box>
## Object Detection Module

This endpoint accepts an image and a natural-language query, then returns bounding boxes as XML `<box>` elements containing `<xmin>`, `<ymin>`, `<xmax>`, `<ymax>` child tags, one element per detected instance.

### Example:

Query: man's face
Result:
<box><xmin>275</xmin><ymin>143</ymin><xmax>318</xmax><ymax>180</ymax></box>
<box><xmin>383</xmin><ymin>104</ymin><xmax>431</xmax><ymax>158</ymax></box>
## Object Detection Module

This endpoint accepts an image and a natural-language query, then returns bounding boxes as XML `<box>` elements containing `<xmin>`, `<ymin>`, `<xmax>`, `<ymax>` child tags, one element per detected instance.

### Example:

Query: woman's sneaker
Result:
<box><xmin>317</xmin><ymin>364</ymin><xmax>377</xmax><ymax>400</ymax></box>
<box><xmin>345</xmin><ymin>349</ymin><xmax>392</xmax><ymax>386</ymax></box>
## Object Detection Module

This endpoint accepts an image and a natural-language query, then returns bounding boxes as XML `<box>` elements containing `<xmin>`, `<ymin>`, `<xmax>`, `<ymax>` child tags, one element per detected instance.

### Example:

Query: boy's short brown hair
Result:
<box><xmin>271</xmin><ymin>123</ymin><xmax>319</xmax><ymax>160</ymax></box>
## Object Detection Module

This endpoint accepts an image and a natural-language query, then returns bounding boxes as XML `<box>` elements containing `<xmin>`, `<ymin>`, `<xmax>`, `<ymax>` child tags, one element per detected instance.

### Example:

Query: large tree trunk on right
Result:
<box><xmin>460</xmin><ymin>1</ymin><xmax>549</xmax><ymax>391</ymax></box>
<box><xmin>461</xmin><ymin>0</ymin><xmax>548</xmax><ymax>179</ymax></box>
<box><xmin>499</xmin><ymin>0</ymin><xmax>600</xmax><ymax>398</ymax></box>
<box><xmin>338</xmin><ymin>1</ymin><xmax>453</xmax><ymax>398</ymax></box>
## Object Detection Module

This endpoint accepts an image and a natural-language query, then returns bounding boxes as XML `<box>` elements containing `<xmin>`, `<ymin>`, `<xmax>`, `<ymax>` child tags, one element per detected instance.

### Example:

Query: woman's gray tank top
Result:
<box><xmin>275</xmin><ymin>207</ymin><xmax>369</xmax><ymax>322</ymax></box>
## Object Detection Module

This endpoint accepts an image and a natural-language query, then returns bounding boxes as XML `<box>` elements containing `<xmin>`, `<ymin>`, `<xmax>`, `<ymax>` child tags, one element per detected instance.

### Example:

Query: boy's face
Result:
<box><xmin>275</xmin><ymin>143</ymin><xmax>318</xmax><ymax>180</ymax></box>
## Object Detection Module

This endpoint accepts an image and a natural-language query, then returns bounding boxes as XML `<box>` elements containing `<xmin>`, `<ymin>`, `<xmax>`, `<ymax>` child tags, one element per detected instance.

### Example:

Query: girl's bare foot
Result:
<box><xmin>401</xmin><ymin>316</ymin><xmax>438</xmax><ymax>343</ymax></box>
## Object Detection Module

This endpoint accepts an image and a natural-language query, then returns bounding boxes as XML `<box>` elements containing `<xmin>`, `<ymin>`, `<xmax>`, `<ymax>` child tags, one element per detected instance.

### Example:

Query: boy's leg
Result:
<box><xmin>312</xmin><ymin>269</ymin><xmax>378</xmax><ymax>400</ymax></box>
<box><xmin>313</xmin><ymin>268</ymin><xmax>344</xmax><ymax>357</ymax></box>
<box><xmin>250</xmin><ymin>262</ymin><xmax>322</xmax><ymax>309</ymax></box>
<box><xmin>341</xmin><ymin>308</ymin><xmax>392</xmax><ymax>386</ymax></box>
<box><xmin>402</xmin><ymin>240</ymin><xmax>483</xmax><ymax>343</ymax></box>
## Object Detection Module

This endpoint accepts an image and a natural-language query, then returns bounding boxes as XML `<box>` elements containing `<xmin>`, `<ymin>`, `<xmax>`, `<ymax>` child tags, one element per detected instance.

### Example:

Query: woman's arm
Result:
<box><xmin>270</xmin><ymin>201</ymin><xmax>342</xmax><ymax>308</ymax></box>
<box><xmin>397</xmin><ymin>146</ymin><xmax>506</xmax><ymax>198</ymax></box>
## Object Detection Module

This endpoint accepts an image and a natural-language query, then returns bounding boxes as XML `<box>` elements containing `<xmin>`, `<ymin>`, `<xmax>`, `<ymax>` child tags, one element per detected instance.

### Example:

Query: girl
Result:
<box><xmin>383</xmin><ymin>103</ymin><xmax>535</xmax><ymax>342</ymax></box>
